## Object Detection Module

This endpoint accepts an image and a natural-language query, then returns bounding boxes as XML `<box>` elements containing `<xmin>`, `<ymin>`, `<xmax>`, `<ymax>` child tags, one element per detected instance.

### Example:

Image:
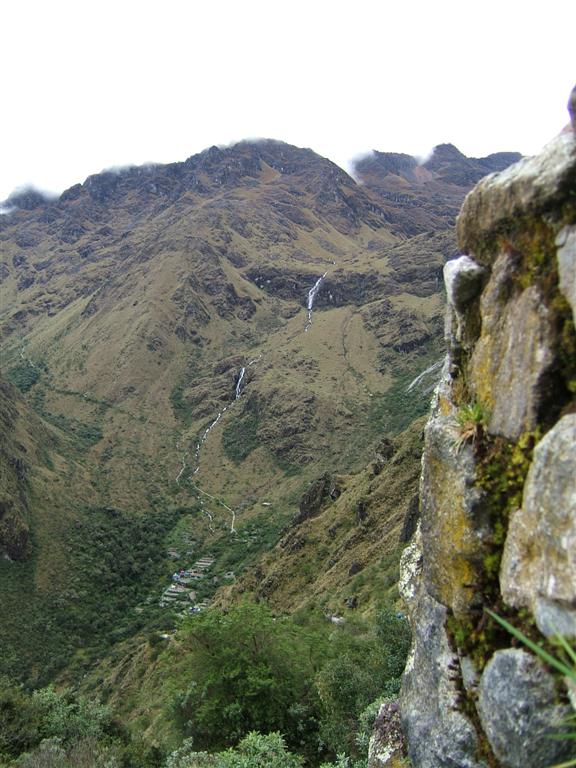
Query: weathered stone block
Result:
<box><xmin>470</xmin><ymin>252</ymin><xmax>555</xmax><ymax>440</ymax></box>
<box><xmin>420</xmin><ymin>412</ymin><xmax>488</xmax><ymax>617</ymax></box>
<box><xmin>400</xmin><ymin>589</ymin><xmax>486</xmax><ymax>768</ymax></box>
<box><xmin>500</xmin><ymin>414</ymin><xmax>576</xmax><ymax>635</ymax></box>
<box><xmin>458</xmin><ymin>131</ymin><xmax>576</xmax><ymax>258</ymax></box>
<box><xmin>444</xmin><ymin>255</ymin><xmax>486</xmax><ymax>313</ymax></box>
<box><xmin>477</xmin><ymin>648</ymin><xmax>575</xmax><ymax>767</ymax></box>
<box><xmin>556</xmin><ymin>224</ymin><xmax>576</xmax><ymax>324</ymax></box>
<box><xmin>444</xmin><ymin>255</ymin><xmax>486</xmax><ymax>355</ymax></box>
<box><xmin>368</xmin><ymin>700</ymin><xmax>405</xmax><ymax>767</ymax></box>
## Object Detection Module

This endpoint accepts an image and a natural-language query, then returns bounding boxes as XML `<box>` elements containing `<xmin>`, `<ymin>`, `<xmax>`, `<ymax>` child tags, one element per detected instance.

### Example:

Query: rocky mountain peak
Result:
<box><xmin>2</xmin><ymin>186</ymin><xmax>56</xmax><ymax>211</ymax></box>
<box><xmin>425</xmin><ymin>142</ymin><xmax>465</xmax><ymax>162</ymax></box>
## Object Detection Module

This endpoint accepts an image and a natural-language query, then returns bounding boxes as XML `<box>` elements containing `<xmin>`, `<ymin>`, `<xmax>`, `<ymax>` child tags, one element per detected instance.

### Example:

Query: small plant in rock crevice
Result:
<box><xmin>452</xmin><ymin>400</ymin><xmax>488</xmax><ymax>453</ymax></box>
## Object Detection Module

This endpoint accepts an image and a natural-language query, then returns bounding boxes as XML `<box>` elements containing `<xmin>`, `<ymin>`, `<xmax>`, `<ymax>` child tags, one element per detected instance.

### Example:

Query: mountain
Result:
<box><xmin>354</xmin><ymin>144</ymin><xmax>522</xmax><ymax>236</ymax></box>
<box><xmin>0</xmin><ymin>139</ymin><xmax>518</xmax><ymax>690</ymax></box>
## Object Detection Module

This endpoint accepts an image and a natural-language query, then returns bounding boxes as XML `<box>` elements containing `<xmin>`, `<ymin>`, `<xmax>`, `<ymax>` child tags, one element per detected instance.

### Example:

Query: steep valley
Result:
<box><xmin>0</xmin><ymin>138</ymin><xmax>522</xmax><ymax>762</ymax></box>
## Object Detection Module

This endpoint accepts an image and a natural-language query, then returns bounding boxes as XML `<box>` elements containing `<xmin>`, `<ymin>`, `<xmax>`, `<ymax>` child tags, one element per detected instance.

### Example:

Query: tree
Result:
<box><xmin>165</xmin><ymin>732</ymin><xmax>302</xmax><ymax>768</ymax></box>
<box><xmin>0</xmin><ymin>678</ymin><xmax>41</xmax><ymax>760</ymax></box>
<box><xmin>174</xmin><ymin>604</ymin><xmax>323</xmax><ymax>754</ymax></box>
<box><xmin>316</xmin><ymin>608</ymin><xmax>411</xmax><ymax>756</ymax></box>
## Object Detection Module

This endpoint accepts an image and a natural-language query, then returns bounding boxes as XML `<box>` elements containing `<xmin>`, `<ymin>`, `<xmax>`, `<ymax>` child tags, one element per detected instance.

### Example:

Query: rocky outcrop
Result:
<box><xmin>293</xmin><ymin>472</ymin><xmax>341</xmax><ymax>526</ymax></box>
<box><xmin>399</xmin><ymin>91</ymin><xmax>576</xmax><ymax>767</ymax></box>
<box><xmin>367</xmin><ymin>700</ymin><xmax>406</xmax><ymax>768</ymax></box>
<box><xmin>500</xmin><ymin>414</ymin><xmax>576</xmax><ymax>636</ymax></box>
<box><xmin>477</xmin><ymin>649</ymin><xmax>572</xmax><ymax>768</ymax></box>
<box><xmin>0</xmin><ymin>497</ymin><xmax>29</xmax><ymax>560</ymax></box>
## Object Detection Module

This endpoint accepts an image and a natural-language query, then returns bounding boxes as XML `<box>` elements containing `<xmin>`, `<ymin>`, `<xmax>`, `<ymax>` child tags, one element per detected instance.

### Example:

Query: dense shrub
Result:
<box><xmin>316</xmin><ymin>608</ymin><xmax>410</xmax><ymax>756</ymax></box>
<box><xmin>175</xmin><ymin>604</ymin><xmax>322</xmax><ymax>756</ymax></box>
<box><xmin>165</xmin><ymin>732</ymin><xmax>302</xmax><ymax>768</ymax></box>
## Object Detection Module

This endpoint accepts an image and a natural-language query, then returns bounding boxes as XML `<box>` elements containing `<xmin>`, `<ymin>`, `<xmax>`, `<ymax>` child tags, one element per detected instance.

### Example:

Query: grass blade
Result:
<box><xmin>486</xmin><ymin>610</ymin><xmax>573</xmax><ymax>677</ymax></box>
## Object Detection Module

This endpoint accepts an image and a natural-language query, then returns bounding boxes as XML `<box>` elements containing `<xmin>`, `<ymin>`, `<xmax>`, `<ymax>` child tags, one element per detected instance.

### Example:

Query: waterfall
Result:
<box><xmin>305</xmin><ymin>272</ymin><xmax>327</xmax><ymax>330</ymax></box>
<box><xmin>175</xmin><ymin>353</ymin><xmax>262</xmax><ymax>532</ymax></box>
<box><xmin>406</xmin><ymin>358</ymin><xmax>444</xmax><ymax>393</ymax></box>
<box><xmin>235</xmin><ymin>367</ymin><xmax>246</xmax><ymax>399</ymax></box>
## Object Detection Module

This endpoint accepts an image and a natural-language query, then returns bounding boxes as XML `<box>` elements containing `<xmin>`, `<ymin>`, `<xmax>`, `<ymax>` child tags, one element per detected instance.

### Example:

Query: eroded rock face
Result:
<box><xmin>401</xmin><ymin>590</ymin><xmax>486</xmax><ymax>768</ymax></box>
<box><xmin>556</xmin><ymin>224</ymin><xmax>576</xmax><ymax>323</ymax></box>
<box><xmin>0</xmin><ymin>498</ymin><xmax>30</xmax><ymax>561</ymax></box>
<box><xmin>470</xmin><ymin>254</ymin><xmax>555</xmax><ymax>440</ymax></box>
<box><xmin>477</xmin><ymin>649</ymin><xmax>573</xmax><ymax>768</ymax></box>
<box><xmin>367</xmin><ymin>700</ymin><xmax>405</xmax><ymax>767</ymax></box>
<box><xmin>292</xmin><ymin>472</ymin><xmax>341</xmax><ymax>525</ymax></box>
<box><xmin>398</xmin><ymin>526</ymin><xmax>486</xmax><ymax>768</ymax></box>
<box><xmin>500</xmin><ymin>414</ymin><xmax>576</xmax><ymax>635</ymax></box>
<box><xmin>398</xmin><ymin>91</ymin><xmax>576</xmax><ymax>768</ymax></box>
<box><xmin>420</xmin><ymin>412</ymin><xmax>487</xmax><ymax>617</ymax></box>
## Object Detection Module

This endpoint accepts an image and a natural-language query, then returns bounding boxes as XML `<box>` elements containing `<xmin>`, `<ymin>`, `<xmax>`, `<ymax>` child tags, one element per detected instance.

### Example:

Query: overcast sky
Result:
<box><xmin>1</xmin><ymin>0</ymin><xmax>574</xmax><ymax>201</ymax></box>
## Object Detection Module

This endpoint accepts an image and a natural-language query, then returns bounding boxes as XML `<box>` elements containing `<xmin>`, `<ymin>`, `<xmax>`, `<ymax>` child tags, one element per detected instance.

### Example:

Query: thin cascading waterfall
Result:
<box><xmin>235</xmin><ymin>367</ymin><xmax>246</xmax><ymax>399</ymax></box>
<box><xmin>406</xmin><ymin>358</ymin><xmax>444</xmax><ymax>393</ymax></box>
<box><xmin>192</xmin><ymin>406</ymin><xmax>228</xmax><ymax>474</ymax></box>
<box><xmin>176</xmin><ymin>354</ymin><xmax>262</xmax><ymax>533</ymax></box>
<box><xmin>305</xmin><ymin>271</ymin><xmax>328</xmax><ymax>331</ymax></box>
<box><xmin>175</xmin><ymin>454</ymin><xmax>187</xmax><ymax>485</ymax></box>
<box><xmin>173</xmin><ymin>354</ymin><xmax>263</xmax><ymax>537</ymax></box>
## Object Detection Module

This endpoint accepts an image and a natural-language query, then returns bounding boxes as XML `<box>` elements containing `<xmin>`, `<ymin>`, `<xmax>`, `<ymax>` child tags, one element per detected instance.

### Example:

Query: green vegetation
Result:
<box><xmin>174</xmin><ymin>604</ymin><xmax>322</xmax><ymax>756</ymax></box>
<box><xmin>62</xmin><ymin>507</ymin><xmax>180</xmax><ymax>651</ymax></box>
<box><xmin>40</xmin><ymin>411</ymin><xmax>103</xmax><ymax>449</ymax></box>
<box><xmin>0</xmin><ymin>679</ymin><xmax>161</xmax><ymax>767</ymax></box>
<box><xmin>170</xmin><ymin>358</ymin><xmax>203</xmax><ymax>426</ymax></box>
<box><xmin>453</xmin><ymin>400</ymin><xmax>488</xmax><ymax>453</ymax></box>
<box><xmin>6</xmin><ymin>365</ymin><xmax>40</xmax><ymax>393</ymax></box>
<box><xmin>478</xmin><ymin>429</ymin><xmax>540</xmax><ymax>587</ymax></box>
<box><xmin>0</xmin><ymin>506</ymin><xmax>180</xmax><ymax>684</ymax></box>
<box><xmin>76</xmin><ymin>602</ymin><xmax>408</xmax><ymax>767</ymax></box>
<box><xmin>170</xmin><ymin>384</ymin><xmax>195</xmax><ymax>427</ymax></box>
<box><xmin>316</xmin><ymin>607</ymin><xmax>410</xmax><ymax>756</ymax></box>
<box><xmin>222</xmin><ymin>413</ymin><xmax>260</xmax><ymax>464</ymax></box>
<box><xmin>0</xmin><ymin>602</ymin><xmax>410</xmax><ymax>767</ymax></box>
<box><xmin>367</xmin><ymin>348</ymin><xmax>443</xmax><ymax>438</ymax></box>
<box><xmin>165</xmin><ymin>732</ymin><xmax>302</xmax><ymax>768</ymax></box>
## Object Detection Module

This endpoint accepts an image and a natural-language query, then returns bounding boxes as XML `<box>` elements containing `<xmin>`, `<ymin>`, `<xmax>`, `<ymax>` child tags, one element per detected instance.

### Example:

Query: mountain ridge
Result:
<box><xmin>0</xmin><ymin>137</ymin><xmax>520</xmax><ymax>690</ymax></box>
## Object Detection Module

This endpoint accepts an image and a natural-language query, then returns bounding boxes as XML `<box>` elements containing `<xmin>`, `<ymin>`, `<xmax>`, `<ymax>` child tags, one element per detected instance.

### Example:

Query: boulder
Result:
<box><xmin>444</xmin><ymin>255</ymin><xmax>486</xmax><ymax>312</ymax></box>
<box><xmin>458</xmin><ymin>131</ymin><xmax>576</xmax><ymax>258</ymax></box>
<box><xmin>477</xmin><ymin>648</ymin><xmax>575</xmax><ymax>767</ymax></box>
<box><xmin>470</xmin><ymin>252</ymin><xmax>555</xmax><ymax>440</ymax></box>
<box><xmin>500</xmin><ymin>414</ymin><xmax>576</xmax><ymax>635</ymax></box>
<box><xmin>420</xmin><ymin>411</ymin><xmax>488</xmax><ymax>617</ymax></box>
<box><xmin>292</xmin><ymin>472</ymin><xmax>341</xmax><ymax>525</ymax></box>
<box><xmin>444</xmin><ymin>255</ymin><xmax>486</xmax><ymax>354</ymax></box>
<box><xmin>556</xmin><ymin>224</ymin><xmax>576</xmax><ymax>323</ymax></box>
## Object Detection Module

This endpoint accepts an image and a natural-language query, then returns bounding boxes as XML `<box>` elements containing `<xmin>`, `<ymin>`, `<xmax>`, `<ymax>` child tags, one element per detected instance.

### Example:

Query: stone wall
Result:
<box><xmin>393</xmin><ymin>92</ymin><xmax>576</xmax><ymax>767</ymax></box>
